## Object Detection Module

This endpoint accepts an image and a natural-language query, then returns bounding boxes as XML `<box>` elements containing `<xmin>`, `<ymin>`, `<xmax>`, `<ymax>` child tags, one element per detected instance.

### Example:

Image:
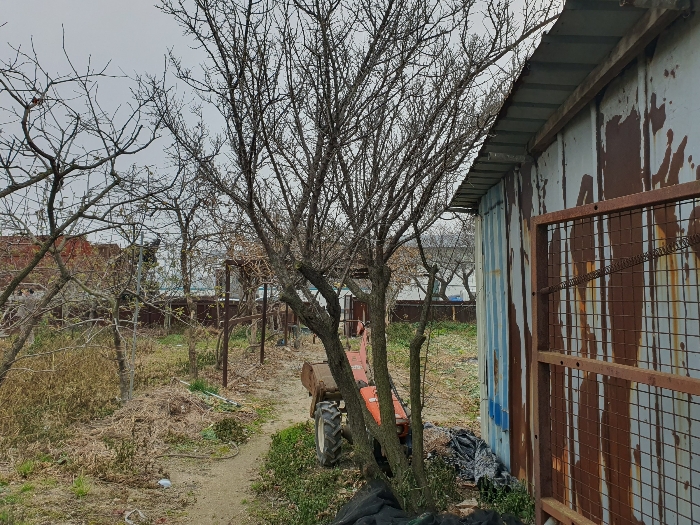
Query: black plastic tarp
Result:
<box><xmin>329</xmin><ymin>480</ymin><xmax>525</xmax><ymax>525</ymax></box>
<box><xmin>424</xmin><ymin>424</ymin><xmax>515</xmax><ymax>488</ymax></box>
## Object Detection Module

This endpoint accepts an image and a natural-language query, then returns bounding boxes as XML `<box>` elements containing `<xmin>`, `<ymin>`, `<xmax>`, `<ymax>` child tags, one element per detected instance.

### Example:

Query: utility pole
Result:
<box><xmin>129</xmin><ymin>232</ymin><xmax>144</xmax><ymax>400</ymax></box>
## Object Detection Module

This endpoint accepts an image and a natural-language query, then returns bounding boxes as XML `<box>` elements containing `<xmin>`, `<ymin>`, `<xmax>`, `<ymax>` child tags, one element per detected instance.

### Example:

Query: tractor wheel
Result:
<box><xmin>314</xmin><ymin>401</ymin><xmax>342</xmax><ymax>467</ymax></box>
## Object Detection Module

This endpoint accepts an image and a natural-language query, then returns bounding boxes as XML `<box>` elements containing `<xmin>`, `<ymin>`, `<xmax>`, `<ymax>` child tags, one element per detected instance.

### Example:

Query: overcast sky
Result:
<box><xmin>1</xmin><ymin>0</ymin><xmax>196</xmax><ymax>79</ymax></box>
<box><xmin>1</xmin><ymin>0</ymin><xmax>206</xmax><ymax>172</ymax></box>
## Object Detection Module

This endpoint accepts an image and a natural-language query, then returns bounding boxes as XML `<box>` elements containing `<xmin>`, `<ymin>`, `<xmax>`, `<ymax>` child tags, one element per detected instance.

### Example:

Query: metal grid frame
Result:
<box><xmin>531</xmin><ymin>180</ymin><xmax>700</xmax><ymax>525</ymax></box>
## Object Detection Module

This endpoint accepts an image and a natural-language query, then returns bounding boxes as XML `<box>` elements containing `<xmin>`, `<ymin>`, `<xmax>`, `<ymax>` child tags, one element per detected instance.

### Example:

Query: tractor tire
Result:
<box><xmin>314</xmin><ymin>401</ymin><xmax>342</xmax><ymax>467</ymax></box>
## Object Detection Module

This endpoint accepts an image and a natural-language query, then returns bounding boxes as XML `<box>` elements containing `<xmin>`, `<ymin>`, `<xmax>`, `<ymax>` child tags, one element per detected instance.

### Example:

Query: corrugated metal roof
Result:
<box><xmin>450</xmin><ymin>0</ymin><xmax>651</xmax><ymax>211</ymax></box>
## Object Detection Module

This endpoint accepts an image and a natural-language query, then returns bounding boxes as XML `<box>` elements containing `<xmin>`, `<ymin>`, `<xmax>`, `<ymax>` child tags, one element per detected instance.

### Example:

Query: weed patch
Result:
<box><xmin>478</xmin><ymin>479</ymin><xmax>534</xmax><ymax>524</ymax></box>
<box><xmin>0</xmin><ymin>332</ymin><xmax>130</xmax><ymax>450</ymax></box>
<box><xmin>252</xmin><ymin>422</ymin><xmax>361</xmax><ymax>525</ymax></box>
<box><xmin>394</xmin><ymin>457</ymin><xmax>461</xmax><ymax>512</ymax></box>
<box><xmin>0</xmin><ymin>507</ymin><xmax>26</xmax><ymax>525</ymax></box>
<box><xmin>104</xmin><ymin>438</ymin><xmax>137</xmax><ymax>472</ymax></box>
<box><xmin>14</xmin><ymin>461</ymin><xmax>34</xmax><ymax>479</ymax></box>
<box><xmin>212</xmin><ymin>418</ymin><xmax>249</xmax><ymax>443</ymax></box>
<box><xmin>71</xmin><ymin>475</ymin><xmax>91</xmax><ymax>498</ymax></box>
<box><xmin>187</xmin><ymin>377</ymin><xmax>220</xmax><ymax>396</ymax></box>
<box><xmin>386</xmin><ymin>322</ymin><xmax>416</xmax><ymax>346</ymax></box>
<box><xmin>385</xmin><ymin>320</ymin><xmax>479</xmax><ymax>425</ymax></box>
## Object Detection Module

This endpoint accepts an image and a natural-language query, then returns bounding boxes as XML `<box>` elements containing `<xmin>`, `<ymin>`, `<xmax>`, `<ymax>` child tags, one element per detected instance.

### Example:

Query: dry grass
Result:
<box><xmin>386</xmin><ymin>321</ymin><xmax>480</xmax><ymax>431</ymax></box>
<box><xmin>0</xmin><ymin>332</ymin><xmax>122</xmax><ymax>451</ymax></box>
<box><xmin>0</xmin><ymin>324</ymin><xmax>281</xmax><ymax>524</ymax></box>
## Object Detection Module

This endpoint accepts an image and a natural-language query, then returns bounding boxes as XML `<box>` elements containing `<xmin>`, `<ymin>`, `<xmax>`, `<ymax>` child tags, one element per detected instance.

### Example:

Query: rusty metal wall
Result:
<box><xmin>479</xmin><ymin>11</ymin><xmax>700</xmax><ymax>516</ymax></box>
<box><xmin>532</xmin><ymin>186</ymin><xmax>700</xmax><ymax>525</ymax></box>
<box><xmin>478</xmin><ymin>181</ymin><xmax>511</xmax><ymax>466</ymax></box>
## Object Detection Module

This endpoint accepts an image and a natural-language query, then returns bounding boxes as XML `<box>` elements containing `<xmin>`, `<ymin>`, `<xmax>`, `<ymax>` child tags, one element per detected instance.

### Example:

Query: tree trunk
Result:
<box><xmin>462</xmin><ymin>268</ymin><xmax>475</xmax><ymax>302</ymax></box>
<box><xmin>181</xmin><ymin>243</ymin><xmax>198</xmax><ymax>378</ymax></box>
<box><xmin>367</xmin><ymin>265</ymin><xmax>411</xmax><ymax>481</ymax></box>
<box><xmin>285</xmin><ymin>265</ymin><xmax>381</xmax><ymax>479</ymax></box>
<box><xmin>408</xmin><ymin>265</ymin><xmax>437</xmax><ymax>509</ymax></box>
<box><xmin>112</xmin><ymin>299</ymin><xmax>130</xmax><ymax>402</ymax></box>
<box><xmin>0</xmin><ymin>272</ymin><xmax>70</xmax><ymax>389</ymax></box>
<box><xmin>186</xmin><ymin>295</ymin><xmax>198</xmax><ymax>378</ymax></box>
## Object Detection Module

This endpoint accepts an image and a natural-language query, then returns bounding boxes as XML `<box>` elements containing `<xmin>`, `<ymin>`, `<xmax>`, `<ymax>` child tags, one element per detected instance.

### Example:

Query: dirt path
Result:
<box><xmin>171</xmin><ymin>346</ymin><xmax>323</xmax><ymax>524</ymax></box>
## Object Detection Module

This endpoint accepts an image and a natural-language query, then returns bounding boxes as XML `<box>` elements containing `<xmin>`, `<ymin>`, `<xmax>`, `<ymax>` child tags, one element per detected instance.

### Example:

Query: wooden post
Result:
<box><xmin>260</xmin><ymin>283</ymin><xmax>268</xmax><ymax>364</ymax></box>
<box><xmin>222</xmin><ymin>264</ymin><xmax>231</xmax><ymax>388</ymax></box>
<box><xmin>531</xmin><ymin>221</ymin><xmax>552</xmax><ymax>525</ymax></box>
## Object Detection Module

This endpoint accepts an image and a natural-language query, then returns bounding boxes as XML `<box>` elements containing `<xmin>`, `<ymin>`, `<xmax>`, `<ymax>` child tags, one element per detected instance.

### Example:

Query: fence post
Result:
<box><xmin>222</xmin><ymin>263</ymin><xmax>231</xmax><ymax>388</ymax></box>
<box><xmin>260</xmin><ymin>283</ymin><xmax>268</xmax><ymax>364</ymax></box>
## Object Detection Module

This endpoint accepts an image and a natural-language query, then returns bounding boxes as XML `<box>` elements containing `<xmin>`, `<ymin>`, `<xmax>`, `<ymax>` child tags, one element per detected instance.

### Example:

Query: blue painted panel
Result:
<box><xmin>479</xmin><ymin>181</ymin><xmax>511</xmax><ymax>468</ymax></box>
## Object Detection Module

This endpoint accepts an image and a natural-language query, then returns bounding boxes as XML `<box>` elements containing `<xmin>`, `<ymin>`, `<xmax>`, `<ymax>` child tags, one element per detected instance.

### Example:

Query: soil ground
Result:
<box><xmin>169</xmin><ymin>346</ymin><xmax>321</xmax><ymax>524</ymax></box>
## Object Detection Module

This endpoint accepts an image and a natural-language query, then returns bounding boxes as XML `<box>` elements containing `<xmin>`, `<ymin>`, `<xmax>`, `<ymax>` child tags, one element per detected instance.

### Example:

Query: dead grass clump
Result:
<box><xmin>0</xmin><ymin>338</ymin><xmax>120</xmax><ymax>451</ymax></box>
<box><xmin>423</xmin><ymin>425</ymin><xmax>452</xmax><ymax>457</ymax></box>
<box><xmin>63</xmin><ymin>384</ymin><xmax>253</xmax><ymax>485</ymax></box>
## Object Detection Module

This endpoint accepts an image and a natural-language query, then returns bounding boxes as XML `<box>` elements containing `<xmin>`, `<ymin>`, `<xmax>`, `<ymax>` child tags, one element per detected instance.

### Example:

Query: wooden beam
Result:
<box><xmin>528</xmin><ymin>8</ymin><xmax>681</xmax><ymax>154</ymax></box>
<box><xmin>539</xmin><ymin>352</ymin><xmax>700</xmax><ymax>397</ymax></box>
<box><xmin>541</xmin><ymin>498</ymin><xmax>599</xmax><ymax>525</ymax></box>
<box><xmin>530</xmin><ymin>179</ymin><xmax>700</xmax><ymax>227</ymax></box>
<box><xmin>532</xmin><ymin>222</ymin><xmax>553</xmax><ymax>525</ymax></box>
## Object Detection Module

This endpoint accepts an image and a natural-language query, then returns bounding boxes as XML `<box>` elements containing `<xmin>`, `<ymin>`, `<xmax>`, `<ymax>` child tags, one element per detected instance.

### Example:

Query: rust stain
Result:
<box><xmin>520</xmin><ymin>163</ymin><xmax>535</xmax><ymax>221</ymax></box>
<box><xmin>504</xmin><ymin>170</ymin><xmax>531</xmax><ymax>481</ymax></box>
<box><xmin>651</xmin><ymin>130</ymin><xmax>687</xmax><ymax>191</ymax></box>
<box><xmin>602</xmin><ymin>110</ymin><xmax>643</xmax><ymax>200</ymax></box>
<box><xmin>600</xmin><ymin>109</ymin><xmax>645</xmax><ymax>524</ymax></box>
<box><xmin>493</xmin><ymin>349</ymin><xmax>499</xmax><ymax>390</ymax></box>
<box><xmin>652</xmin><ymin>130</ymin><xmax>687</xmax><ymax>242</ymax></box>
<box><xmin>549</xmin><ymin>227</ymin><xmax>567</xmax><ymax>501</ymax></box>
<box><xmin>569</xmin><ymin>174</ymin><xmax>603</xmax><ymax>521</ymax></box>
<box><xmin>649</xmin><ymin>93</ymin><xmax>666</xmax><ymax>136</ymax></box>
<box><xmin>688</xmin><ymin>206</ymin><xmax>700</xmax><ymax>260</ymax></box>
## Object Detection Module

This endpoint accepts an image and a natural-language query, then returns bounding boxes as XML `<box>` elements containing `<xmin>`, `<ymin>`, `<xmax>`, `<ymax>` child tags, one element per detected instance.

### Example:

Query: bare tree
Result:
<box><xmin>153</xmin><ymin>155</ymin><xmax>216</xmax><ymax>378</ymax></box>
<box><xmin>411</xmin><ymin>214</ymin><xmax>476</xmax><ymax>302</ymax></box>
<box><xmin>0</xmin><ymin>43</ymin><xmax>161</xmax><ymax>393</ymax></box>
<box><xmin>151</xmin><ymin>0</ymin><xmax>557</xmax><ymax>508</ymax></box>
<box><xmin>0</xmin><ymin>44</ymin><xmax>158</xmax><ymax>309</ymax></box>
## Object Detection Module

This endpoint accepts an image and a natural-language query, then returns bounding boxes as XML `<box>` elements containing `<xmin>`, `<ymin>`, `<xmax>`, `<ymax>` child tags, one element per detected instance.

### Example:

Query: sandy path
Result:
<box><xmin>171</xmin><ymin>347</ymin><xmax>322</xmax><ymax>524</ymax></box>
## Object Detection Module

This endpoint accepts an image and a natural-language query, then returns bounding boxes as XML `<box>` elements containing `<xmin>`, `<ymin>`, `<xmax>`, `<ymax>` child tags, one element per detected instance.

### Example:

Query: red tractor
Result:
<box><xmin>300</xmin><ymin>321</ymin><xmax>410</xmax><ymax>466</ymax></box>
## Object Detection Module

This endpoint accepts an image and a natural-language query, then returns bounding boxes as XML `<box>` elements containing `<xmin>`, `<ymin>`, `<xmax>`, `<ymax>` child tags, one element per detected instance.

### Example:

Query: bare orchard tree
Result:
<box><xmin>0</xmin><ymin>44</ymin><xmax>161</xmax><ymax>393</ymax></box>
<box><xmin>411</xmin><ymin>213</ymin><xmax>476</xmax><ymax>302</ymax></box>
<box><xmin>151</xmin><ymin>0</ymin><xmax>557</xmax><ymax>508</ymax></box>
<box><xmin>67</xmin><ymin>223</ymin><xmax>162</xmax><ymax>401</ymax></box>
<box><xmin>0</xmin><ymin>44</ymin><xmax>159</xmax><ymax>309</ymax></box>
<box><xmin>153</xmin><ymin>156</ymin><xmax>217</xmax><ymax>378</ymax></box>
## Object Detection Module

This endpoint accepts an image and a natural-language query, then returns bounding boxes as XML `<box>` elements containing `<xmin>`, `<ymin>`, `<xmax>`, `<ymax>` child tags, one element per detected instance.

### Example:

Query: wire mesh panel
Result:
<box><xmin>531</xmin><ymin>181</ymin><xmax>700</xmax><ymax>525</ymax></box>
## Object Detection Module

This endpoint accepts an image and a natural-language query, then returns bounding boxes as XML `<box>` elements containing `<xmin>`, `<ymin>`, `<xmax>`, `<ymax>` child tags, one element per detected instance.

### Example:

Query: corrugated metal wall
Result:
<box><xmin>479</xmin><ymin>13</ymin><xmax>700</xmax><ymax>500</ymax></box>
<box><xmin>478</xmin><ymin>181</ymin><xmax>511</xmax><ymax>465</ymax></box>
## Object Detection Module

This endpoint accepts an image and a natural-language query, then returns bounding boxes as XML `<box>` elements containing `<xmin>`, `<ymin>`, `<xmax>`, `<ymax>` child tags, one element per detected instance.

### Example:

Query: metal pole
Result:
<box><xmin>222</xmin><ymin>264</ymin><xmax>231</xmax><ymax>388</ymax></box>
<box><xmin>260</xmin><ymin>283</ymin><xmax>267</xmax><ymax>363</ymax></box>
<box><xmin>284</xmin><ymin>303</ymin><xmax>289</xmax><ymax>346</ymax></box>
<box><xmin>129</xmin><ymin>232</ymin><xmax>144</xmax><ymax>400</ymax></box>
